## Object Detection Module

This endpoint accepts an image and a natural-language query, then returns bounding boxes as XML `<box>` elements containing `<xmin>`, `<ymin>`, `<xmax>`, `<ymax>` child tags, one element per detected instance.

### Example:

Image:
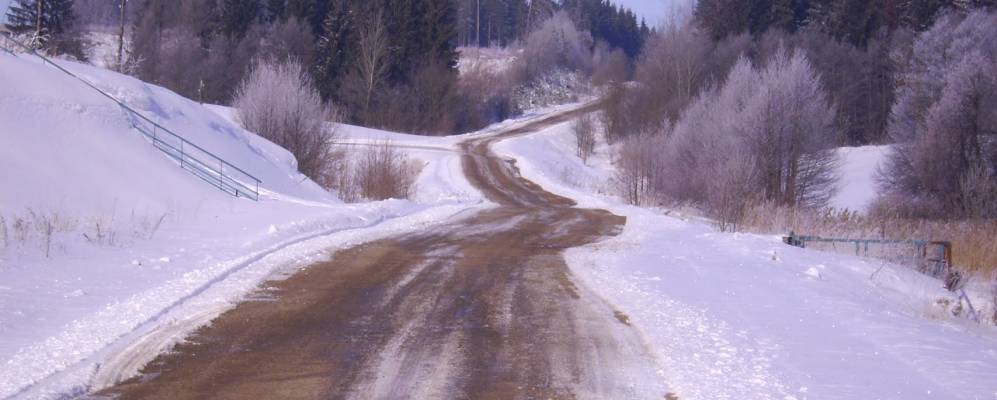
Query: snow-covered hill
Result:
<box><xmin>493</xmin><ymin>121</ymin><xmax>997</xmax><ymax>400</ymax></box>
<box><xmin>832</xmin><ymin>145</ymin><xmax>890</xmax><ymax>213</ymax></box>
<box><xmin>0</xmin><ymin>51</ymin><xmax>485</xmax><ymax>398</ymax></box>
<box><xmin>0</xmin><ymin>51</ymin><xmax>333</xmax><ymax>212</ymax></box>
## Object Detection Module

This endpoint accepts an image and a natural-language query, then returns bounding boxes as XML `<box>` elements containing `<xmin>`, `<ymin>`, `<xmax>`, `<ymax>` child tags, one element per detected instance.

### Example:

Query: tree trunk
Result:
<box><xmin>117</xmin><ymin>0</ymin><xmax>128</xmax><ymax>71</ymax></box>
<box><xmin>36</xmin><ymin>0</ymin><xmax>43</xmax><ymax>41</ymax></box>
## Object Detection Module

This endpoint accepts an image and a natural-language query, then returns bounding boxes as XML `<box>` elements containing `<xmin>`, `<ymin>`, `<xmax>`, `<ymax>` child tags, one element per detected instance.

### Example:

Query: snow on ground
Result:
<box><xmin>832</xmin><ymin>146</ymin><xmax>890</xmax><ymax>213</ymax></box>
<box><xmin>457</xmin><ymin>46</ymin><xmax>518</xmax><ymax>76</ymax></box>
<box><xmin>0</xmin><ymin>51</ymin><xmax>489</xmax><ymax>398</ymax></box>
<box><xmin>494</xmin><ymin>121</ymin><xmax>997</xmax><ymax>400</ymax></box>
<box><xmin>85</xmin><ymin>29</ymin><xmax>125</xmax><ymax>70</ymax></box>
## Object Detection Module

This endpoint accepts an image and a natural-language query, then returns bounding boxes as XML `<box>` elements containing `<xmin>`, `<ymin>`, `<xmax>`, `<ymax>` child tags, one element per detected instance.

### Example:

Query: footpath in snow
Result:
<box><xmin>0</xmin><ymin>51</ymin><xmax>501</xmax><ymax>398</ymax></box>
<box><xmin>493</xmin><ymin>120</ymin><xmax>997</xmax><ymax>400</ymax></box>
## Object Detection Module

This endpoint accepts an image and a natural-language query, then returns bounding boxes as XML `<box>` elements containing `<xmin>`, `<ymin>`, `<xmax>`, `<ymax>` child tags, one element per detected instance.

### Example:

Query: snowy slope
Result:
<box><xmin>0</xmin><ymin>52</ymin><xmax>332</xmax><ymax>212</ymax></box>
<box><xmin>832</xmin><ymin>146</ymin><xmax>890</xmax><ymax>213</ymax></box>
<box><xmin>0</xmin><ymin>52</ymin><xmax>488</xmax><ymax>398</ymax></box>
<box><xmin>494</xmin><ymin>121</ymin><xmax>997</xmax><ymax>400</ymax></box>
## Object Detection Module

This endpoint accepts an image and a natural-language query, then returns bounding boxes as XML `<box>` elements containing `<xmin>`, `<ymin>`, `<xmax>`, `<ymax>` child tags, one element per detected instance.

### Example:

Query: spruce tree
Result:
<box><xmin>5</xmin><ymin>0</ymin><xmax>76</xmax><ymax>38</ymax></box>
<box><xmin>218</xmin><ymin>0</ymin><xmax>261</xmax><ymax>38</ymax></box>
<box><xmin>5</xmin><ymin>0</ymin><xmax>80</xmax><ymax>54</ymax></box>
<box><xmin>314</xmin><ymin>0</ymin><xmax>353</xmax><ymax>99</ymax></box>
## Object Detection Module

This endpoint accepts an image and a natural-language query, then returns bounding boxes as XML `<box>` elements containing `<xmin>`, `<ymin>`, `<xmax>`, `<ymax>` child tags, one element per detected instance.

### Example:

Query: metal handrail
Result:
<box><xmin>0</xmin><ymin>32</ymin><xmax>262</xmax><ymax>201</ymax></box>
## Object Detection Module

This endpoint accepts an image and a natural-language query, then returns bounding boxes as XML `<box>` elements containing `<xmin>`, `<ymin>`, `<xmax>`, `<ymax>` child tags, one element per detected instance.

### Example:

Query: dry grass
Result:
<box><xmin>332</xmin><ymin>142</ymin><xmax>422</xmax><ymax>203</ymax></box>
<box><xmin>742</xmin><ymin>203</ymin><xmax>997</xmax><ymax>275</ymax></box>
<box><xmin>0</xmin><ymin>208</ymin><xmax>172</xmax><ymax>258</ymax></box>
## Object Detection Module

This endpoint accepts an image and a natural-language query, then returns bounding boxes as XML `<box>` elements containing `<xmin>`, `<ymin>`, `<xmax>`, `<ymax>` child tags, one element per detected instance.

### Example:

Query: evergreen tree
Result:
<box><xmin>5</xmin><ymin>0</ymin><xmax>83</xmax><ymax>56</ymax></box>
<box><xmin>424</xmin><ymin>0</ymin><xmax>458</xmax><ymax>68</ymax></box>
<box><xmin>5</xmin><ymin>0</ymin><xmax>76</xmax><ymax>40</ymax></box>
<box><xmin>314</xmin><ymin>0</ymin><xmax>353</xmax><ymax>99</ymax></box>
<box><xmin>218</xmin><ymin>0</ymin><xmax>261</xmax><ymax>38</ymax></box>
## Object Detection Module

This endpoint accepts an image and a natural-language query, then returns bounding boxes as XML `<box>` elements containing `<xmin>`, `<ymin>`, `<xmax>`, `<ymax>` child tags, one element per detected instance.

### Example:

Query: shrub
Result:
<box><xmin>573</xmin><ymin>113</ymin><xmax>597</xmax><ymax>163</ymax></box>
<box><xmin>233</xmin><ymin>58</ymin><xmax>341</xmax><ymax>189</ymax></box>
<box><xmin>334</xmin><ymin>142</ymin><xmax>420</xmax><ymax>202</ymax></box>
<box><xmin>615</xmin><ymin>133</ymin><xmax>665</xmax><ymax>207</ymax></box>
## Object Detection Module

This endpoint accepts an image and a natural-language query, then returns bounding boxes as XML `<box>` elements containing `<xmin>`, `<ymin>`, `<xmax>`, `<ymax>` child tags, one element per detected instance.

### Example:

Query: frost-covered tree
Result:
<box><xmin>651</xmin><ymin>49</ymin><xmax>838</xmax><ymax>221</ymax></box>
<box><xmin>518</xmin><ymin>11</ymin><xmax>592</xmax><ymax>81</ymax></box>
<box><xmin>745</xmin><ymin>48</ymin><xmax>839</xmax><ymax>208</ymax></box>
<box><xmin>879</xmin><ymin>10</ymin><xmax>997</xmax><ymax>218</ymax></box>
<box><xmin>234</xmin><ymin>58</ymin><xmax>340</xmax><ymax>188</ymax></box>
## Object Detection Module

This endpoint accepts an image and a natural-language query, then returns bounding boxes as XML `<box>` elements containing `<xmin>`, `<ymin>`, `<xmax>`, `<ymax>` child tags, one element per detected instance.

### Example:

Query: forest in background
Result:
<box><xmin>4</xmin><ymin>0</ymin><xmax>650</xmax><ymax>135</ymax></box>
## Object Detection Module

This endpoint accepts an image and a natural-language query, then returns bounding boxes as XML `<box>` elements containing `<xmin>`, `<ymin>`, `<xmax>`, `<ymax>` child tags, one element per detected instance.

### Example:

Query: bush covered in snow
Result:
<box><xmin>234</xmin><ymin>58</ymin><xmax>341</xmax><ymax>189</ymax></box>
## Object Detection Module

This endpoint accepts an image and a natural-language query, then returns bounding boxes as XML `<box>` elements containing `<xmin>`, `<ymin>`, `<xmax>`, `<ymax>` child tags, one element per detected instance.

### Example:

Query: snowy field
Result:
<box><xmin>0</xmin><ymin>52</ymin><xmax>491</xmax><ymax>398</ymax></box>
<box><xmin>831</xmin><ymin>146</ymin><xmax>890</xmax><ymax>213</ymax></box>
<box><xmin>493</xmin><ymin>122</ymin><xmax>997</xmax><ymax>399</ymax></box>
<box><xmin>456</xmin><ymin>46</ymin><xmax>518</xmax><ymax>75</ymax></box>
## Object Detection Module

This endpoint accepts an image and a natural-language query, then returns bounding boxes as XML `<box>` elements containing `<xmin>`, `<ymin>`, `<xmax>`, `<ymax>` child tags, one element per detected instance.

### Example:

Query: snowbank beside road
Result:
<box><xmin>494</xmin><ymin>120</ymin><xmax>997</xmax><ymax>400</ymax></box>
<box><xmin>0</xmin><ymin>52</ymin><xmax>487</xmax><ymax>398</ymax></box>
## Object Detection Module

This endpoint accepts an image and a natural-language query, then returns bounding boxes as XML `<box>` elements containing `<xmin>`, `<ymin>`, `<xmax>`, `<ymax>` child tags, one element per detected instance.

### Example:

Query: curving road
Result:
<box><xmin>95</xmin><ymin>104</ymin><xmax>668</xmax><ymax>399</ymax></box>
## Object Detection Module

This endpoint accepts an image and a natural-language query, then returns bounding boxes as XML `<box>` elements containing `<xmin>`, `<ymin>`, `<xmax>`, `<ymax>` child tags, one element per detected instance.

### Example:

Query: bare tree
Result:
<box><xmin>233</xmin><ymin>58</ymin><xmax>341</xmax><ymax>188</ymax></box>
<box><xmin>707</xmin><ymin>152</ymin><xmax>758</xmax><ymax>232</ymax></box>
<box><xmin>616</xmin><ymin>133</ymin><xmax>665</xmax><ymax>206</ymax></box>
<box><xmin>635</xmin><ymin>20</ymin><xmax>711</xmax><ymax>124</ymax></box>
<box><xmin>117</xmin><ymin>0</ymin><xmax>127</xmax><ymax>70</ymax></box>
<box><xmin>573</xmin><ymin>113</ymin><xmax>597</xmax><ymax>163</ymax></box>
<box><xmin>354</xmin><ymin>11</ymin><xmax>389</xmax><ymax>126</ymax></box>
